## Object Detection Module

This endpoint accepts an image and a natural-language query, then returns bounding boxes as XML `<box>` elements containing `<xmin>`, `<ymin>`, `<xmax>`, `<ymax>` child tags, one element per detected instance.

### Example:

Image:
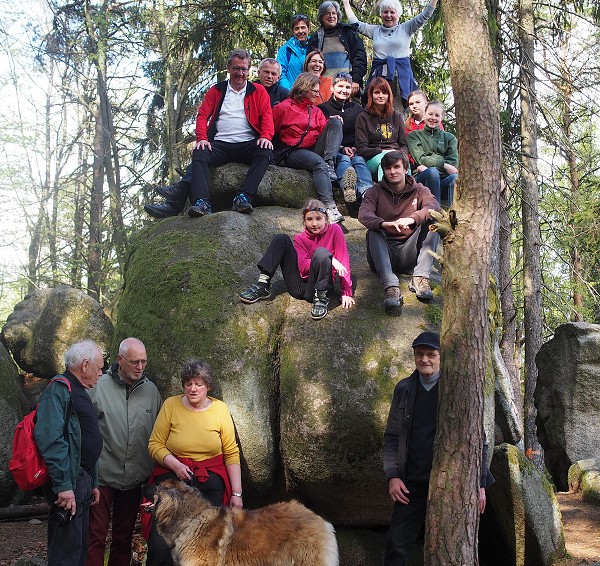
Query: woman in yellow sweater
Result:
<box><xmin>145</xmin><ymin>359</ymin><xmax>242</xmax><ymax>566</ymax></box>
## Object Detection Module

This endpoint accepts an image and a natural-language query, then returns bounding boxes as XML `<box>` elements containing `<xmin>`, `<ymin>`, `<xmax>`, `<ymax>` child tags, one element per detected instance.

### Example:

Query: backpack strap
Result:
<box><xmin>48</xmin><ymin>375</ymin><xmax>72</xmax><ymax>437</ymax></box>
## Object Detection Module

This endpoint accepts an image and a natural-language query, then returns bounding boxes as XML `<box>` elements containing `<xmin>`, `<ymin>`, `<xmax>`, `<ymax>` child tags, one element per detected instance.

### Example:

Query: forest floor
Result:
<box><xmin>0</xmin><ymin>491</ymin><xmax>597</xmax><ymax>565</ymax></box>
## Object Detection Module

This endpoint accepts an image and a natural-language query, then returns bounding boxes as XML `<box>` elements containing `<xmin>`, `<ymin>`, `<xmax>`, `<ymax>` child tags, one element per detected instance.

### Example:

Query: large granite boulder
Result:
<box><xmin>535</xmin><ymin>323</ymin><xmax>600</xmax><ymax>490</ymax></box>
<box><xmin>1</xmin><ymin>285</ymin><xmax>114</xmax><ymax>379</ymax></box>
<box><xmin>113</xmin><ymin>207</ymin><xmax>440</xmax><ymax>524</ymax></box>
<box><xmin>0</xmin><ymin>342</ymin><xmax>27</xmax><ymax>505</ymax></box>
<box><xmin>480</xmin><ymin>443</ymin><xmax>567</xmax><ymax>566</ymax></box>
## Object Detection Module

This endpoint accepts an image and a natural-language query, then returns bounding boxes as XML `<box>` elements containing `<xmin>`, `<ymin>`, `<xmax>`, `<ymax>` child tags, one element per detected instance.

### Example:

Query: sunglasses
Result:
<box><xmin>303</xmin><ymin>206</ymin><xmax>327</xmax><ymax>214</ymax></box>
<box><xmin>333</xmin><ymin>72</ymin><xmax>353</xmax><ymax>83</ymax></box>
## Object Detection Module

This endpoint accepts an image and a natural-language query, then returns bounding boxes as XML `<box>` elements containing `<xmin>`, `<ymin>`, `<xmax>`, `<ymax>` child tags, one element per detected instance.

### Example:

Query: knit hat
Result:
<box><xmin>411</xmin><ymin>332</ymin><xmax>440</xmax><ymax>350</ymax></box>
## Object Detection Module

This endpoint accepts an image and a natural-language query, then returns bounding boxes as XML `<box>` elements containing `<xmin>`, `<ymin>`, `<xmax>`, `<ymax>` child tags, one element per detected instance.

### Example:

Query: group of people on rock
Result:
<box><xmin>34</xmin><ymin>331</ymin><xmax>493</xmax><ymax>566</ymax></box>
<box><xmin>142</xmin><ymin>1</ymin><xmax>460</xmax><ymax>321</ymax></box>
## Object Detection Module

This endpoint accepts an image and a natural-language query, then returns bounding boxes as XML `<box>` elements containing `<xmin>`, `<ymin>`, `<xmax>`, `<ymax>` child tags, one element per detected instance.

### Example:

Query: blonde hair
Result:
<box><xmin>290</xmin><ymin>72</ymin><xmax>321</xmax><ymax>102</ymax></box>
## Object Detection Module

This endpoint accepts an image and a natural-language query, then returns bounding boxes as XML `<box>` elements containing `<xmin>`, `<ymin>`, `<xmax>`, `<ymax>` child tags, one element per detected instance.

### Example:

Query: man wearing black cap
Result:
<box><xmin>382</xmin><ymin>331</ymin><xmax>494</xmax><ymax>565</ymax></box>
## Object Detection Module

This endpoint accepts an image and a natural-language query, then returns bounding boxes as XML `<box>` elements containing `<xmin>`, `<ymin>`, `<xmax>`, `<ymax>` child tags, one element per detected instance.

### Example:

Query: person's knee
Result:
<box><xmin>192</xmin><ymin>147</ymin><xmax>211</xmax><ymax>165</ymax></box>
<box><xmin>312</xmin><ymin>247</ymin><xmax>332</xmax><ymax>263</ymax></box>
<box><xmin>273</xmin><ymin>233</ymin><xmax>292</xmax><ymax>247</ymax></box>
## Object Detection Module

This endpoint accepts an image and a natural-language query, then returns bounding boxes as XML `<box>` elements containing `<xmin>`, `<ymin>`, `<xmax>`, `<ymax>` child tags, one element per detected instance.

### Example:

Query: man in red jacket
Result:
<box><xmin>358</xmin><ymin>150</ymin><xmax>440</xmax><ymax>315</ymax></box>
<box><xmin>146</xmin><ymin>49</ymin><xmax>274</xmax><ymax>218</ymax></box>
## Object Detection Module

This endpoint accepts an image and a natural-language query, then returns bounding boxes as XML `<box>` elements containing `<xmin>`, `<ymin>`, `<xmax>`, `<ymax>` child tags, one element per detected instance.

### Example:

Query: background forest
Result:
<box><xmin>0</xmin><ymin>0</ymin><xmax>599</xmax><ymax>330</ymax></box>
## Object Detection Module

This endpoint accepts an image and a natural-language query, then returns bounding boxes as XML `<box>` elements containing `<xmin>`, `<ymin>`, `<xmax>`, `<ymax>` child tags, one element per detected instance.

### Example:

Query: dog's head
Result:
<box><xmin>144</xmin><ymin>480</ymin><xmax>209</xmax><ymax>543</ymax></box>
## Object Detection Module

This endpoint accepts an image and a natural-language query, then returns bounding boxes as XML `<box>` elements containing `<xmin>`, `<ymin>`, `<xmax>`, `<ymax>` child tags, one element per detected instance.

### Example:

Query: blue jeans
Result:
<box><xmin>47</xmin><ymin>468</ymin><xmax>92</xmax><ymax>566</ymax></box>
<box><xmin>336</xmin><ymin>154</ymin><xmax>373</xmax><ymax>197</ymax></box>
<box><xmin>414</xmin><ymin>167</ymin><xmax>457</xmax><ymax>206</ymax></box>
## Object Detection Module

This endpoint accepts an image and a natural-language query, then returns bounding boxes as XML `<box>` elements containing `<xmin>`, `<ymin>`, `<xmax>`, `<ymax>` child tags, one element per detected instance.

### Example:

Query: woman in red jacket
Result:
<box><xmin>273</xmin><ymin>72</ymin><xmax>345</xmax><ymax>223</ymax></box>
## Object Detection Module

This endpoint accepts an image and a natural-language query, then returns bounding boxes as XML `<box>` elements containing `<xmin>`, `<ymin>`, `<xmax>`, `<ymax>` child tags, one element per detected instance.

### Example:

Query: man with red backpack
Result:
<box><xmin>34</xmin><ymin>340</ymin><xmax>104</xmax><ymax>566</ymax></box>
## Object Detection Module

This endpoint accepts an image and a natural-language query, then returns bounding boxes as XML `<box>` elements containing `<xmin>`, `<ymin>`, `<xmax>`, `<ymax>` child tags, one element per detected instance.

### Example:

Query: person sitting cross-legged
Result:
<box><xmin>358</xmin><ymin>150</ymin><xmax>440</xmax><ymax>315</ymax></box>
<box><xmin>144</xmin><ymin>48</ymin><xmax>274</xmax><ymax>219</ymax></box>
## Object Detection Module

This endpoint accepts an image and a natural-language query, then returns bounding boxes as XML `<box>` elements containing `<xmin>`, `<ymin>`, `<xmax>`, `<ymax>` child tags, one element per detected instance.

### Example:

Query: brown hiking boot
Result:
<box><xmin>384</xmin><ymin>286</ymin><xmax>403</xmax><ymax>316</ymax></box>
<box><xmin>409</xmin><ymin>276</ymin><xmax>433</xmax><ymax>300</ymax></box>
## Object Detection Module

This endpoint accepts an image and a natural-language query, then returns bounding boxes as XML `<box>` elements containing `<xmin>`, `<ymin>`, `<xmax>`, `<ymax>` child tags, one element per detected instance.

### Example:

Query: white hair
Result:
<box><xmin>64</xmin><ymin>340</ymin><xmax>102</xmax><ymax>369</ymax></box>
<box><xmin>119</xmin><ymin>337</ymin><xmax>145</xmax><ymax>356</ymax></box>
<box><xmin>379</xmin><ymin>0</ymin><xmax>403</xmax><ymax>17</ymax></box>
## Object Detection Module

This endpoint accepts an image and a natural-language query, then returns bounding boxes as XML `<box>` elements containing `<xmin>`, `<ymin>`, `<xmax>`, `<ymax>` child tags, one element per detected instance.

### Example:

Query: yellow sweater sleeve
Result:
<box><xmin>148</xmin><ymin>396</ymin><xmax>240</xmax><ymax>466</ymax></box>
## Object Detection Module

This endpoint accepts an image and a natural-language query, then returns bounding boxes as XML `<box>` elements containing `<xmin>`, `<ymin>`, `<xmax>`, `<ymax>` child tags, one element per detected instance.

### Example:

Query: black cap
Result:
<box><xmin>411</xmin><ymin>332</ymin><xmax>440</xmax><ymax>350</ymax></box>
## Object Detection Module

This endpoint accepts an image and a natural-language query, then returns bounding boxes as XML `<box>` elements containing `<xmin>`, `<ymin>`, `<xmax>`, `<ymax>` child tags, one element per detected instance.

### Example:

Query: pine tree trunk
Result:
<box><xmin>519</xmin><ymin>0</ymin><xmax>545</xmax><ymax>471</ymax></box>
<box><xmin>423</xmin><ymin>0</ymin><xmax>502</xmax><ymax>562</ymax></box>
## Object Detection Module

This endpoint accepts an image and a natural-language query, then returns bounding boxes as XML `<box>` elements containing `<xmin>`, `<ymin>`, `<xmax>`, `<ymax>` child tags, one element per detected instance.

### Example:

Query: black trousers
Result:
<box><xmin>145</xmin><ymin>471</ymin><xmax>225</xmax><ymax>566</ymax></box>
<box><xmin>258</xmin><ymin>234</ymin><xmax>333</xmax><ymax>302</ymax></box>
<box><xmin>190</xmin><ymin>139</ymin><xmax>273</xmax><ymax>203</ymax></box>
<box><xmin>384</xmin><ymin>481</ymin><xmax>429</xmax><ymax>566</ymax></box>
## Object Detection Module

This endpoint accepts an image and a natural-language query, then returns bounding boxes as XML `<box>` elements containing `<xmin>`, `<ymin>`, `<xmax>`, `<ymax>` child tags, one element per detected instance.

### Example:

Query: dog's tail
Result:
<box><xmin>321</xmin><ymin>522</ymin><xmax>339</xmax><ymax>566</ymax></box>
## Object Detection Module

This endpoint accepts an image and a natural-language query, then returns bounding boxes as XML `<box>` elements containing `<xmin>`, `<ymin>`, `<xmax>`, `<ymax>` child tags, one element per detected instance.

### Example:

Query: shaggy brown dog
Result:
<box><xmin>151</xmin><ymin>480</ymin><xmax>339</xmax><ymax>566</ymax></box>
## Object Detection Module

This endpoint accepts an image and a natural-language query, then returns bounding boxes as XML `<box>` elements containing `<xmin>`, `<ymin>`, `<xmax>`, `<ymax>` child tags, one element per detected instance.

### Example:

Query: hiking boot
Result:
<box><xmin>144</xmin><ymin>201</ymin><xmax>182</xmax><ymax>218</ymax></box>
<box><xmin>189</xmin><ymin>198</ymin><xmax>212</xmax><ymax>217</ymax></box>
<box><xmin>384</xmin><ymin>286</ymin><xmax>403</xmax><ymax>316</ymax></box>
<box><xmin>409</xmin><ymin>276</ymin><xmax>434</xmax><ymax>300</ymax></box>
<box><xmin>239</xmin><ymin>283</ymin><xmax>271</xmax><ymax>304</ymax></box>
<box><xmin>311</xmin><ymin>290</ymin><xmax>329</xmax><ymax>320</ymax></box>
<box><xmin>325</xmin><ymin>160</ymin><xmax>338</xmax><ymax>182</ymax></box>
<box><xmin>156</xmin><ymin>183</ymin><xmax>186</xmax><ymax>200</ymax></box>
<box><xmin>341</xmin><ymin>167</ymin><xmax>357</xmax><ymax>203</ymax></box>
<box><xmin>232</xmin><ymin>193</ymin><xmax>253</xmax><ymax>213</ymax></box>
<box><xmin>326</xmin><ymin>206</ymin><xmax>345</xmax><ymax>224</ymax></box>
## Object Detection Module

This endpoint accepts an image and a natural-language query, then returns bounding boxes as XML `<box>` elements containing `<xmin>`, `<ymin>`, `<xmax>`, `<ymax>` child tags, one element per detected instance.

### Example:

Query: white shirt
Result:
<box><xmin>214</xmin><ymin>82</ymin><xmax>255</xmax><ymax>143</ymax></box>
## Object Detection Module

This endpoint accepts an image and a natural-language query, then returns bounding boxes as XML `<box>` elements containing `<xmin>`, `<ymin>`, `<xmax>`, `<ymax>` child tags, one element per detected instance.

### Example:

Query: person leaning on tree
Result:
<box><xmin>383</xmin><ymin>331</ymin><xmax>495</xmax><ymax>565</ymax></box>
<box><xmin>34</xmin><ymin>340</ymin><xmax>105</xmax><ymax>566</ymax></box>
<box><xmin>86</xmin><ymin>337</ymin><xmax>162</xmax><ymax>566</ymax></box>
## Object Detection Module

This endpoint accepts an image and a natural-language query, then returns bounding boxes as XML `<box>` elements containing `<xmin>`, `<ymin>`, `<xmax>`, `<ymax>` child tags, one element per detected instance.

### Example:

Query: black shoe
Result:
<box><xmin>189</xmin><ymin>198</ymin><xmax>212</xmax><ymax>217</ymax></box>
<box><xmin>144</xmin><ymin>201</ymin><xmax>182</xmax><ymax>218</ymax></box>
<box><xmin>232</xmin><ymin>193</ymin><xmax>253</xmax><ymax>213</ymax></box>
<box><xmin>311</xmin><ymin>290</ymin><xmax>329</xmax><ymax>320</ymax></box>
<box><xmin>239</xmin><ymin>283</ymin><xmax>271</xmax><ymax>304</ymax></box>
<box><xmin>156</xmin><ymin>183</ymin><xmax>186</xmax><ymax>200</ymax></box>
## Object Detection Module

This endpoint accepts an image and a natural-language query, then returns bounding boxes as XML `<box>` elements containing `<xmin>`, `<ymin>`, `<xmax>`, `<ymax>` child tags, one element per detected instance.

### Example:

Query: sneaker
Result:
<box><xmin>409</xmin><ymin>276</ymin><xmax>433</xmax><ymax>300</ymax></box>
<box><xmin>341</xmin><ymin>167</ymin><xmax>357</xmax><ymax>203</ymax></box>
<box><xmin>144</xmin><ymin>201</ymin><xmax>182</xmax><ymax>218</ymax></box>
<box><xmin>232</xmin><ymin>193</ymin><xmax>253</xmax><ymax>213</ymax></box>
<box><xmin>156</xmin><ymin>183</ymin><xmax>185</xmax><ymax>200</ymax></box>
<box><xmin>311</xmin><ymin>291</ymin><xmax>329</xmax><ymax>320</ymax></box>
<box><xmin>239</xmin><ymin>283</ymin><xmax>271</xmax><ymax>304</ymax></box>
<box><xmin>326</xmin><ymin>206</ymin><xmax>345</xmax><ymax>224</ymax></box>
<box><xmin>189</xmin><ymin>198</ymin><xmax>212</xmax><ymax>217</ymax></box>
<box><xmin>384</xmin><ymin>286</ymin><xmax>403</xmax><ymax>316</ymax></box>
<box><xmin>325</xmin><ymin>160</ymin><xmax>338</xmax><ymax>182</ymax></box>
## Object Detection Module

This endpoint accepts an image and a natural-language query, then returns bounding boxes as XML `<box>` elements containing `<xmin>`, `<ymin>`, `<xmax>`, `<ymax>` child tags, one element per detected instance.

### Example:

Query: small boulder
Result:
<box><xmin>568</xmin><ymin>458</ymin><xmax>600</xmax><ymax>493</ymax></box>
<box><xmin>480</xmin><ymin>443</ymin><xmax>567</xmax><ymax>566</ymax></box>
<box><xmin>1</xmin><ymin>285</ymin><xmax>113</xmax><ymax>379</ymax></box>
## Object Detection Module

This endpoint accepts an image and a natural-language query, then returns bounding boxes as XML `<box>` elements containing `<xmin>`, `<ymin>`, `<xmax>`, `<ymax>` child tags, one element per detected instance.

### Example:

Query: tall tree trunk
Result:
<box><xmin>558</xmin><ymin>39</ymin><xmax>584</xmax><ymax>321</ymax></box>
<box><xmin>498</xmin><ymin>179</ymin><xmax>522</xmax><ymax>418</ymax></box>
<box><xmin>519</xmin><ymin>0</ymin><xmax>545</xmax><ymax>471</ymax></box>
<box><xmin>424</xmin><ymin>0</ymin><xmax>502</xmax><ymax>562</ymax></box>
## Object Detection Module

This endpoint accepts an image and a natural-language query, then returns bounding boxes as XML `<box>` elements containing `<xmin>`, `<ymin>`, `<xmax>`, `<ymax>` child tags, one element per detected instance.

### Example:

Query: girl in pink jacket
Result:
<box><xmin>239</xmin><ymin>199</ymin><xmax>355</xmax><ymax>320</ymax></box>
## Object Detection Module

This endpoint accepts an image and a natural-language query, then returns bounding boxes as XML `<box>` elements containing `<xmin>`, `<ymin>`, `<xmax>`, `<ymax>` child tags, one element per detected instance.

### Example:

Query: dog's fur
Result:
<box><xmin>151</xmin><ymin>480</ymin><xmax>339</xmax><ymax>566</ymax></box>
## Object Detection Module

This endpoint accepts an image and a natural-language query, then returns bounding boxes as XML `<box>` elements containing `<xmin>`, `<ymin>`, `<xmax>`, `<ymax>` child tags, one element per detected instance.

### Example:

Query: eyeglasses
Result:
<box><xmin>293</xmin><ymin>13</ymin><xmax>308</xmax><ymax>20</ymax></box>
<box><xmin>303</xmin><ymin>206</ymin><xmax>327</xmax><ymax>214</ymax></box>
<box><xmin>124</xmin><ymin>358</ymin><xmax>148</xmax><ymax>366</ymax></box>
<box><xmin>333</xmin><ymin>72</ymin><xmax>353</xmax><ymax>83</ymax></box>
<box><xmin>310</xmin><ymin>88</ymin><xmax>321</xmax><ymax>95</ymax></box>
<box><xmin>229</xmin><ymin>66</ymin><xmax>249</xmax><ymax>73</ymax></box>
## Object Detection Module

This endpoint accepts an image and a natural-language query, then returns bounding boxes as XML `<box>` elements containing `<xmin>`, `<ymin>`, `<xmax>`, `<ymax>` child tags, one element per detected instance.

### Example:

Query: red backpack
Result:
<box><xmin>9</xmin><ymin>376</ymin><xmax>72</xmax><ymax>491</ymax></box>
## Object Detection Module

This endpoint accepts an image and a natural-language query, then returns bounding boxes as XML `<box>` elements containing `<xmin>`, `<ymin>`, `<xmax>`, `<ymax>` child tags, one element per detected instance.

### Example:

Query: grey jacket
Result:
<box><xmin>383</xmin><ymin>370</ymin><xmax>494</xmax><ymax>487</ymax></box>
<box><xmin>89</xmin><ymin>365</ymin><xmax>162</xmax><ymax>490</ymax></box>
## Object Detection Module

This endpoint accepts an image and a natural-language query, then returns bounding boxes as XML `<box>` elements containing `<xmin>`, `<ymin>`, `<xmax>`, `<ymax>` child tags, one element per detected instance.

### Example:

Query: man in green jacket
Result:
<box><xmin>35</xmin><ymin>340</ymin><xmax>105</xmax><ymax>566</ymax></box>
<box><xmin>86</xmin><ymin>337</ymin><xmax>162</xmax><ymax>566</ymax></box>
